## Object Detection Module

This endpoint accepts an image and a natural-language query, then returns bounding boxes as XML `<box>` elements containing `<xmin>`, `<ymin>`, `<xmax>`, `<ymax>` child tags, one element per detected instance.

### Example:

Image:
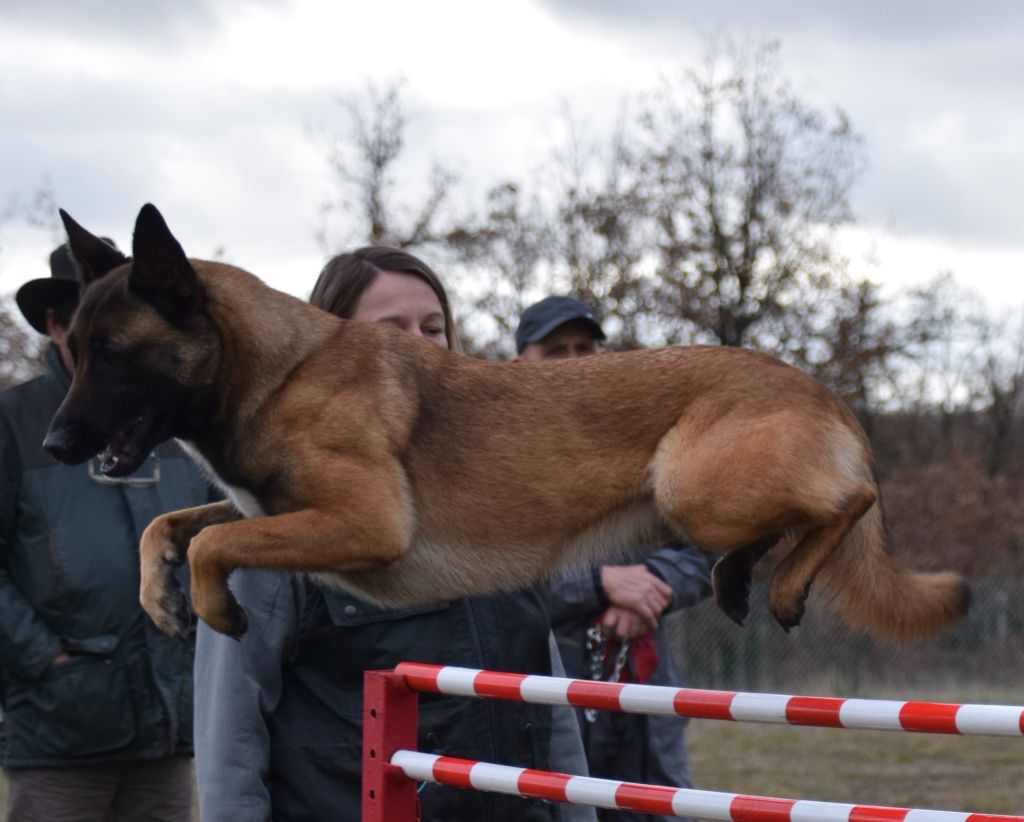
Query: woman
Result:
<box><xmin>194</xmin><ymin>247</ymin><xmax>594</xmax><ymax>822</ymax></box>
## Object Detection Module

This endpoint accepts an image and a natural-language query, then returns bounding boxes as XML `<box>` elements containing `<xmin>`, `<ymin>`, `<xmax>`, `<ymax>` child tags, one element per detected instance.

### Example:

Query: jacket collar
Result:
<box><xmin>43</xmin><ymin>344</ymin><xmax>72</xmax><ymax>394</ymax></box>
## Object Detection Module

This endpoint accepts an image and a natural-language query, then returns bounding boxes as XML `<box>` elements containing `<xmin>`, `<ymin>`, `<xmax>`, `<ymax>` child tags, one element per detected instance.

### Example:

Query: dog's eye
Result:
<box><xmin>90</xmin><ymin>337</ymin><xmax>122</xmax><ymax>364</ymax></box>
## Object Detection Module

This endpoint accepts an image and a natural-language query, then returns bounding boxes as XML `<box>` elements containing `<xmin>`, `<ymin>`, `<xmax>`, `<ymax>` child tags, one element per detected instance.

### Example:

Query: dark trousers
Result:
<box><xmin>4</xmin><ymin>755</ymin><xmax>193</xmax><ymax>822</ymax></box>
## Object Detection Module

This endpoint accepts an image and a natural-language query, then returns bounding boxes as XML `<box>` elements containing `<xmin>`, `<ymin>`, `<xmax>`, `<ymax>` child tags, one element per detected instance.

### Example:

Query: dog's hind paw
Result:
<box><xmin>717</xmin><ymin>590</ymin><xmax>750</xmax><ymax>627</ymax></box>
<box><xmin>712</xmin><ymin>558</ymin><xmax>752</xmax><ymax>627</ymax></box>
<box><xmin>769</xmin><ymin>590</ymin><xmax>808</xmax><ymax>633</ymax></box>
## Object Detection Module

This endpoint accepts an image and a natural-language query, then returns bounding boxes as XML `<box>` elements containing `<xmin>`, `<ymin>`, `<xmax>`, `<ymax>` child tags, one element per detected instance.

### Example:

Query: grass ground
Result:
<box><xmin>687</xmin><ymin>719</ymin><xmax>1024</xmax><ymax>815</ymax></box>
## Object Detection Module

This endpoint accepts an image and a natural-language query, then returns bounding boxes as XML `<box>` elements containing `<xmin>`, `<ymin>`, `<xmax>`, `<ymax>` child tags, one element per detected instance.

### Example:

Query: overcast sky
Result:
<box><xmin>1</xmin><ymin>0</ymin><xmax>1022</xmax><ymax>322</ymax></box>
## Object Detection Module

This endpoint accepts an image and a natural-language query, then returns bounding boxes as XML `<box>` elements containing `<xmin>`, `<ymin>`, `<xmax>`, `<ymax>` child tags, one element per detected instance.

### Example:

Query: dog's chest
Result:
<box><xmin>176</xmin><ymin>439</ymin><xmax>266</xmax><ymax>518</ymax></box>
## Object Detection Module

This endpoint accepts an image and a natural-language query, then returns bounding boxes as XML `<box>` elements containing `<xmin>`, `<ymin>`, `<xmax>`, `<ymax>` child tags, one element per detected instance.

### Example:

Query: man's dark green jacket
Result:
<box><xmin>0</xmin><ymin>346</ymin><xmax>211</xmax><ymax>767</ymax></box>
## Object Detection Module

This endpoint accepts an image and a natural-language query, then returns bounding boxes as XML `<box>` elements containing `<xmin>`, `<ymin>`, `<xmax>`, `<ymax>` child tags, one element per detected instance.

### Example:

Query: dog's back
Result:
<box><xmin>309</xmin><ymin>335</ymin><xmax>967</xmax><ymax>640</ymax></box>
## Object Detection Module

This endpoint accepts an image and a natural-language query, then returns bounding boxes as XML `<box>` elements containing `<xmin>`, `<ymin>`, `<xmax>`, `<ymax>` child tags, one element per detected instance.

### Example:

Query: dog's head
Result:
<box><xmin>44</xmin><ymin>204</ymin><xmax>219</xmax><ymax>477</ymax></box>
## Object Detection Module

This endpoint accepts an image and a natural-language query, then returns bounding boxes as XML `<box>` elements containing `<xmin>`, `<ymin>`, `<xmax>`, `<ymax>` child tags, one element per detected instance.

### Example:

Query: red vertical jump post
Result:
<box><xmin>363</xmin><ymin>670</ymin><xmax>420</xmax><ymax>822</ymax></box>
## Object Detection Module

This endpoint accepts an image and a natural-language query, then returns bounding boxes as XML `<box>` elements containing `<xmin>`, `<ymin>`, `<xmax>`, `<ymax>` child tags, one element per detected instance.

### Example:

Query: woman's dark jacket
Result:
<box><xmin>194</xmin><ymin>568</ymin><xmax>578</xmax><ymax>822</ymax></box>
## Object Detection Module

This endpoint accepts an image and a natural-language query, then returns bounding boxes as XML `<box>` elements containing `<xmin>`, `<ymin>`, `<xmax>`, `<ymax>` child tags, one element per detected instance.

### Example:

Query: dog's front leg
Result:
<box><xmin>140</xmin><ymin>500</ymin><xmax>241</xmax><ymax>638</ymax></box>
<box><xmin>187</xmin><ymin>505</ymin><xmax>411</xmax><ymax>639</ymax></box>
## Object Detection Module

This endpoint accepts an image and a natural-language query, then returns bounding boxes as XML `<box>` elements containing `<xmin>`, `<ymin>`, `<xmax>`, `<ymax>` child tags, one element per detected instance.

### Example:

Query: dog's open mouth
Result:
<box><xmin>97</xmin><ymin>413</ymin><xmax>152</xmax><ymax>475</ymax></box>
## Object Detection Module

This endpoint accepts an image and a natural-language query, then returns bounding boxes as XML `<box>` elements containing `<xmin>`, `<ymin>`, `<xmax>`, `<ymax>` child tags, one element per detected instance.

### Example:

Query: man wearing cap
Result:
<box><xmin>0</xmin><ymin>244</ymin><xmax>212</xmax><ymax>821</ymax></box>
<box><xmin>515</xmin><ymin>296</ymin><xmax>715</xmax><ymax>822</ymax></box>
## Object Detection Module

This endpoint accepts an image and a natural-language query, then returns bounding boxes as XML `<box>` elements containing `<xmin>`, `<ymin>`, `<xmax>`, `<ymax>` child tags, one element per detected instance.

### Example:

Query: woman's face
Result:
<box><xmin>350</xmin><ymin>270</ymin><xmax>448</xmax><ymax>349</ymax></box>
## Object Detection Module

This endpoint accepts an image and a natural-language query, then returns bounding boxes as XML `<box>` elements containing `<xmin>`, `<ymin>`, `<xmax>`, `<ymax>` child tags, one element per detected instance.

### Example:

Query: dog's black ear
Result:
<box><xmin>130</xmin><ymin>203</ymin><xmax>204</xmax><ymax>320</ymax></box>
<box><xmin>59</xmin><ymin>209</ymin><xmax>129</xmax><ymax>285</ymax></box>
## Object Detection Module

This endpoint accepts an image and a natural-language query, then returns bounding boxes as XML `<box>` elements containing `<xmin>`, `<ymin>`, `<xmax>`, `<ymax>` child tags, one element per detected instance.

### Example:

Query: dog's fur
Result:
<box><xmin>44</xmin><ymin>204</ymin><xmax>969</xmax><ymax>642</ymax></box>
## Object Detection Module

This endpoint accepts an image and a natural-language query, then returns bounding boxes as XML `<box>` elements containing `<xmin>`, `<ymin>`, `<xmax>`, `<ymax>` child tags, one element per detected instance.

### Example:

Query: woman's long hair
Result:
<box><xmin>310</xmin><ymin>247</ymin><xmax>462</xmax><ymax>352</ymax></box>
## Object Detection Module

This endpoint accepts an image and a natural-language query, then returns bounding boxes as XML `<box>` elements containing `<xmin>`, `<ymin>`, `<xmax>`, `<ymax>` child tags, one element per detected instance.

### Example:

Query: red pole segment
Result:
<box><xmin>363</xmin><ymin>670</ymin><xmax>420</xmax><ymax>822</ymax></box>
<box><xmin>389</xmin><ymin>750</ymin><xmax>1024</xmax><ymax>822</ymax></box>
<box><xmin>394</xmin><ymin>662</ymin><xmax>1024</xmax><ymax>737</ymax></box>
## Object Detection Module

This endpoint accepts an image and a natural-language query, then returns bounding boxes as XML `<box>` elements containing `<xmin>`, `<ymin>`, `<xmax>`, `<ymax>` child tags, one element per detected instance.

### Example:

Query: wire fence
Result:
<box><xmin>665</xmin><ymin>575</ymin><xmax>1024</xmax><ymax>700</ymax></box>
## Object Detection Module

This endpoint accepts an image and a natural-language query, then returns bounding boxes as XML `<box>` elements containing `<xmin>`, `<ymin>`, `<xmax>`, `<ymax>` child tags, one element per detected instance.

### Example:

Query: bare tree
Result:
<box><xmin>444</xmin><ymin>39</ymin><xmax>867</xmax><ymax>359</ymax></box>
<box><xmin>0</xmin><ymin>300</ymin><xmax>43</xmax><ymax>390</ymax></box>
<box><xmin>0</xmin><ymin>181</ymin><xmax>56</xmax><ymax>389</ymax></box>
<box><xmin>544</xmin><ymin>109</ymin><xmax>656</xmax><ymax>349</ymax></box>
<box><xmin>446</xmin><ymin>111</ymin><xmax>655</xmax><ymax>356</ymax></box>
<box><xmin>636</xmin><ymin>39</ymin><xmax>865</xmax><ymax>350</ymax></box>
<box><xmin>21</xmin><ymin>180</ymin><xmax>61</xmax><ymax>236</ymax></box>
<box><xmin>316</xmin><ymin>77</ymin><xmax>457</xmax><ymax>252</ymax></box>
<box><xmin>445</xmin><ymin>182</ymin><xmax>552</xmax><ymax>358</ymax></box>
<box><xmin>973</xmin><ymin>308</ymin><xmax>1024</xmax><ymax>477</ymax></box>
<box><xmin>894</xmin><ymin>273</ymin><xmax>991</xmax><ymax>459</ymax></box>
<box><xmin>797</xmin><ymin>277</ymin><xmax>901</xmax><ymax>434</ymax></box>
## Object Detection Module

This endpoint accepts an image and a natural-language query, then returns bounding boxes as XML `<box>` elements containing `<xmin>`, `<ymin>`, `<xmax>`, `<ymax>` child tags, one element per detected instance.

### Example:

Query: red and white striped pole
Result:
<box><xmin>396</xmin><ymin>662</ymin><xmax>1024</xmax><ymax>736</ymax></box>
<box><xmin>391</xmin><ymin>750</ymin><xmax>1023</xmax><ymax>822</ymax></box>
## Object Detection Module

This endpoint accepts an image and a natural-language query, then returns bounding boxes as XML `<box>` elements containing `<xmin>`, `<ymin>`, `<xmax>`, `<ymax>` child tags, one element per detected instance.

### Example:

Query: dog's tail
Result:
<box><xmin>819</xmin><ymin>500</ymin><xmax>970</xmax><ymax>640</ymax></box>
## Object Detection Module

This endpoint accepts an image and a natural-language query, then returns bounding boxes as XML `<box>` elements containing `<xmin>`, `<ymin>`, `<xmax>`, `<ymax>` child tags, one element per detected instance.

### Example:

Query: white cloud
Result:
<box><xmin>840</xmin><ymin>226</ymin><xmax>1024</xmax><ymax>311</ymax></box>
<box><xmin>1</xmin><ymin>0</ymin><xmax>1022</xmax><ymax>319</ymax></box>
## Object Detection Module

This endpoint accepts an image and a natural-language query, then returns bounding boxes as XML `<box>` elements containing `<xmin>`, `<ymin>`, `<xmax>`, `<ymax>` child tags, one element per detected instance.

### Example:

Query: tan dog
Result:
<box><xmin>44</xmin><ymin>204</ymin><xmax>969</xmax><ymax>642</ymax></box>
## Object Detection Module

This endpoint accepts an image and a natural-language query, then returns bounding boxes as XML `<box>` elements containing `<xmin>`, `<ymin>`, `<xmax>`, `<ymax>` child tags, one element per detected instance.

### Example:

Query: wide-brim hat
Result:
<box><xmin>15</xmin><ymin>240</ymin><xmax>114</xmax><ymax>334</ymax></box>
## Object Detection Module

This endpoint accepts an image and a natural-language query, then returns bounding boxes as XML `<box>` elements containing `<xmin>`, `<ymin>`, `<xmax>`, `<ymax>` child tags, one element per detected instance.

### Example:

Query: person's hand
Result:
<box><xmin>599</xmin><ymin>564</ymin><xmax>672</xmax><ymax>630</ymax></box>
<box><xmin>600</xmin><ymin>605</ymin><xmax>651</xmax><ymax>639</ymax></box>
<box><xmin>51</xmin><ymin>651</ymin><xmax>71</xmax><ymax>665</ymax></box>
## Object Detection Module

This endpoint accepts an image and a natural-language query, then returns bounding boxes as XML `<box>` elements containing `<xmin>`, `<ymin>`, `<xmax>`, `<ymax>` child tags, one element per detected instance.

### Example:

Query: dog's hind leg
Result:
<box><xmin>711</xmin><ymin>534</ymin><xmax>780</xmax><ymax>626</ymax></box>
<box><xmin>649</xmin><ymin>409</ymin><xmax>874</xmax><ymax>629</ymax></box>
<box><xmin>767</xmin><ymin>485</ymin><xmax>876</xmax><ymax>631</ymax></box>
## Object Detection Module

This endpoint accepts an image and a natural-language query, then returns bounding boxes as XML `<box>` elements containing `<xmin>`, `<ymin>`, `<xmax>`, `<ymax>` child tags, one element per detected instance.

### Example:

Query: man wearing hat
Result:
<box><xmin>13</xmin><ymin>243</ymin><xmax>92</xmax><ymax>374</ymax></box>
<box><xmin>515</xmin><ymin>296</ymin><xmax>715</xmax><ymax>822</ymax></box>
<box><xmin>0</xmin><ymin>244</ymin><xmax>212</xmax><ymax>821</ymax></box>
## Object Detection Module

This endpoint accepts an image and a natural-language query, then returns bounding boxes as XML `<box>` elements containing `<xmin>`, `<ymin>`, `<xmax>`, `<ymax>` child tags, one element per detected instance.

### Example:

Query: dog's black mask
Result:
<box><xmin>44</xmin><ymin>205</ymin><xmax>211</xmax><ymax>477</ymax></box>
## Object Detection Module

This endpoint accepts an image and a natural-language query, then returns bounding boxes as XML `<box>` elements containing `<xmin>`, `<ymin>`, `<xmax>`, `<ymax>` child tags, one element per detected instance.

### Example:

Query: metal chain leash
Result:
<box><xmin>583</xmin><ymin>623</ymin><xmax>630</xmax><ymax>723</ymax></box>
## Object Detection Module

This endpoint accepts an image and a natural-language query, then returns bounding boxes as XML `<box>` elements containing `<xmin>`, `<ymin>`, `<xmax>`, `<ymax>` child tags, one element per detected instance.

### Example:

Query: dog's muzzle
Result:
<box><xmin>43</xmin><ymin>418</ymin><xmax>102</xmax><ymax>465</ymax></box>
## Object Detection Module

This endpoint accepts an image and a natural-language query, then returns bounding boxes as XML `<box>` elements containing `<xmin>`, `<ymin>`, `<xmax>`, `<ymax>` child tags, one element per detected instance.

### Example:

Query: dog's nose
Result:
<box><xmin>43</xmin><ymin>420</ymin><xmax>84</xmax><ymax>464</ymax></box>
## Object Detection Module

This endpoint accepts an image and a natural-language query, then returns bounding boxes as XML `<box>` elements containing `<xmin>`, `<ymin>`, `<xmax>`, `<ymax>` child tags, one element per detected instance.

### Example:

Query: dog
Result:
<box><xmin>43</xmin><ymin>204</ymin><xmax>969</xmax><ymax>642</ymax></box>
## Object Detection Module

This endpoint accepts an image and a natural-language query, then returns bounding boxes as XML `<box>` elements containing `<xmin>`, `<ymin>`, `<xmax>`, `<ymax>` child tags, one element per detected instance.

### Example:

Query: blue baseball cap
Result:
<box><xmin>515</xmin><ymin>296</ymin><xmax>605</xmax><ymax>354</ymax></box>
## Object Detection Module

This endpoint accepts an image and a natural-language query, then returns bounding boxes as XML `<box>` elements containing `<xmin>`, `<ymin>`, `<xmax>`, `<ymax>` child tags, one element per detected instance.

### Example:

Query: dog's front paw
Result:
<box><xmin>140</xmin><ymin>567</ymin><xmax>193</xmax><ymax>639</ymax></box>
<box><xmin>199</xmin><ymin>594</ymin><xmax>249</xmax><ymax>641</ymax></box>
<box><xmin>139</xmin><ymin>516</ymin><xmax>195</xmax><ymax>638</ymax></box>
<box><xmin>140</xmin><ymin>514</ymin><xmax>189</xmax><ymax>566</ymax></box>
<box><xmin>224</xmin><ymin>598</ymin><xmax>249</xmax><ymax>641</ymax></box>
